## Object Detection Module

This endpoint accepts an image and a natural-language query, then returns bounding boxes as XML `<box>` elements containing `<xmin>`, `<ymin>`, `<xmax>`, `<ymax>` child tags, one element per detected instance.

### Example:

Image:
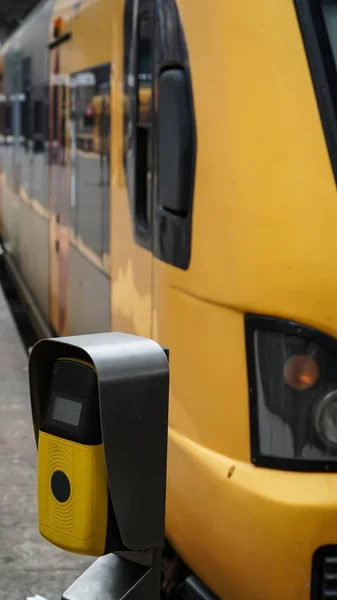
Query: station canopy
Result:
<box><xmin>0</xmin><ymin>0</ymin><xmax>41</xmax><ymax>41</ymax></box>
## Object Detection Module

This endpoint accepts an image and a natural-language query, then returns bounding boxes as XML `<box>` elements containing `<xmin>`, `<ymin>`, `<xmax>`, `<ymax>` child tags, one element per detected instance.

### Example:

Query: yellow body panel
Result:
<box><xmin>38</xmin><ymin>431</ymin><xmax>108</xmax><ymax>556</ymax></box>
<box><xmin>51</xmin><ymin>0</ymin><xmax>111</xmax><ymax>74</ymax></box>
<box><xmin>163</xmin><ymin>0</ymin><xmax>337</xmax><ymax>332</ymax></box>
<box><xmin>153</xmin><ymin>1</ymin><xmax>337</xmax><ymax>598</ymax></box>
<box><xmin>149</xmin><ymin>1</ymin><xmax>337</xmax><ymax>598</ymax></box>
<box><xmin>167</xmin><ymin>428</ymin><xmax>337</xmax><ymax>599</ymax></box>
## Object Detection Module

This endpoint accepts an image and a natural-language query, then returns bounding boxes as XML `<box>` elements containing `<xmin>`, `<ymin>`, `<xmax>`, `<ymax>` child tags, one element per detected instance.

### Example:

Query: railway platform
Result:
<box><xmin>0</xmin><ymin>281</ymin><xmax>92</xmax><ymax>600</ymax></box>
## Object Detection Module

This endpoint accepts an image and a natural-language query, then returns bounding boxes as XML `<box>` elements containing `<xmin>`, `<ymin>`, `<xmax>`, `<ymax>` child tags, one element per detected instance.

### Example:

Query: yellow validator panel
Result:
<box><xmin>37</xmin><ymin>358</ymin><xmax>109</xmax><ymax>556</ymax></box>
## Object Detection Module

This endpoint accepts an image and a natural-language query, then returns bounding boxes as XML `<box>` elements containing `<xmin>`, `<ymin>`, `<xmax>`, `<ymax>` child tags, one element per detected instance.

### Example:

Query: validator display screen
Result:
<box><xmin>51</xmin><ymin>395</ymin><xmax>83</xmax><ymax>427</ymax></box>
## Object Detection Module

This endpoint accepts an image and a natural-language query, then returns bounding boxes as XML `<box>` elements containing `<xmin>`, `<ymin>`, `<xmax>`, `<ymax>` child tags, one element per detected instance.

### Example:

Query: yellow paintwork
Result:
<box><xmin>110</xmin><ymin>1</ymin><xmax>337</xmax><ymax>599</ymax></box>
<box><xmin>167</xmin><ymin>427</ymin><xmax>337</xmax><ymax>598</ymax></box>
<box><xmin>38</xmin><ymin>431</ymin><xmax>108</xmax><ymax>556</ymax></box>
<box><xmin>51</xmin><ymin>0</ymin><xmax>111</xmax><ymax>73</ymax></box>
<box><xmin>150</xmin><ymin>0</ymin><xmax>337</xmax><ymax>336</ymax></box>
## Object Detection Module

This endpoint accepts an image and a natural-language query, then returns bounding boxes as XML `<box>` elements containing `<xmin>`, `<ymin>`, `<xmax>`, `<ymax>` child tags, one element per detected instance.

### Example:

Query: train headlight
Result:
<box><xmin>315</xmin><ymin>391</ymin><xmax>337</xmax><ymax>450</ymax></box>
<box><xmin>245</xmin><ymin>316</ymin><xmax>337</xmax><ymax>471</ymax></box>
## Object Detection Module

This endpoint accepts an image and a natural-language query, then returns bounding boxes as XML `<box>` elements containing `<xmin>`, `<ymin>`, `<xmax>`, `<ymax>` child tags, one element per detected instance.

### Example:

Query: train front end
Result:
<box><xmin>163</xmin><ymin>1</ymin><xmax>337</xmax><ymax>599</ymax></box>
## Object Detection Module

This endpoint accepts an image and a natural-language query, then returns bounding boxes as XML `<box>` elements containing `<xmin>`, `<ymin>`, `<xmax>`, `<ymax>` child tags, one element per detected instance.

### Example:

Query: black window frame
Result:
<box><xmin>295</xmin><ymin>0</ymin><xmax>337</xmax><ymax>186</ymax></box>
<box><xmin>5</xmin><ymin>101</ymin><xmax>12</xmax><ymax>136</ymax></box>
<box><xmin>124</xmin><ymin>0</ymin><xmax>154</xmax><ymax>252</ymax></box>
<box><xmin>123</xmin><ymin>0</ymin><xmax>196</xmax><ymax>269</ymax></box>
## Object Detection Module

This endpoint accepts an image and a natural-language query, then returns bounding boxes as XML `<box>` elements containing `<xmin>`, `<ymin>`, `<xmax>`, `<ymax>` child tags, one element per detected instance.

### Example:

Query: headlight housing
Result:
<box><xmin>245</xmin><ymin>315</ymin><xmax>337</xmax><ymax>471</ymax></box>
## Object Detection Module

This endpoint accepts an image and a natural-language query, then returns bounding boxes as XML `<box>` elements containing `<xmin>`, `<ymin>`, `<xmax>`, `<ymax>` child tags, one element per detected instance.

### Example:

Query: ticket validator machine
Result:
<box><xmin>29</xmin><ymin>333</ymin><xmax>169</xmax><ymax>600</ymax></box>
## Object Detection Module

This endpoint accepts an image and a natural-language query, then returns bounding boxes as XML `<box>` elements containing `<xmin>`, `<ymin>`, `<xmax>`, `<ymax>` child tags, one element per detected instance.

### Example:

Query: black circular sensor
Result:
<box><xmin>51</xmin><ymin>470</ymin><xmax>71</xmax><ymax>503</ymax></box>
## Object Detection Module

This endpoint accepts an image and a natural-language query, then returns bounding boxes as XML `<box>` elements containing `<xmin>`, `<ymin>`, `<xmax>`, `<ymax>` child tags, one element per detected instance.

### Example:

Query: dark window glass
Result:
<box><xmin>123</xmin><ymin>0</ymin><xmax>153</xmax><ymax>249</ymax></box>
<box><xmin>322</xmin><ymin>0</ymin><xmax>337</xmax><ymax>66</ymax></box>
<box><xmin>5</xmin><ymin>103</ymin><xmax>12</xmax><ymax>135</ymax></box>
<box><xmin>0</xmin><ymin>95</ymin><xmax>6</xmax><ymax>138</ymax></box>
<box><xmin>22</xmin><ymin>92</ymin><xmax>31</xmax><ymax>142</ymax></box>
<box><xmin>1</xmin><ymin>102</ymin><xmax>12</xmax><ymax>181</ymax></box>
<box><xmin>33</xmin><ymin>100</ymin><xmax>44</xmax><ymax>135</ymax></box>
<box><xmin>138</xmin><ymin>16</ymin><xmax>152</xmax><ymax>87</ymax></box>
<box><xmin>22</xmin><ymin>57</ymin><xmax>32</xmax><ymax>144</ymax></box>
<box><xmin>31</xmin><ymin>86</ymin><xmax>49</xmax><ymax>207</ymax></box>
<box><xmin>136</xmin><ymin>11</ymin><xmax>152</xmax><ymax>227</ymax></box>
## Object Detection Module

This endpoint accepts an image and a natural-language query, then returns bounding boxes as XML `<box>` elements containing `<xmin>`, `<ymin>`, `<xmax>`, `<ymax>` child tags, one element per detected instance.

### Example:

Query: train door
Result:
<box><xmin>111</xmin><ymin>0</ymin><xmax>153</xmax><ymax>337</ymax></box>
<box><xmin>49</xmin><ymin>47</ymin><xmax>70</xmax><ymax>335</ymax></box>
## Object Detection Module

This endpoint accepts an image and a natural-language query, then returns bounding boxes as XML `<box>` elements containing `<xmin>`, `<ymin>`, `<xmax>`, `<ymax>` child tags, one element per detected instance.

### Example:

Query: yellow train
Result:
<box><xmin>2</xmin><ymin>0</ymin><xmax>337</xmax><ymax>598</ymax></box>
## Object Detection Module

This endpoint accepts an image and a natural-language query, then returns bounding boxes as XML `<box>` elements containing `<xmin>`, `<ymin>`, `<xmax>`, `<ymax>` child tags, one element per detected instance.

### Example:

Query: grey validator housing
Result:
<box><xmin>29</xmin><ymin>332</ymin><xmax>170</xmax><ymax>600</ymax></box>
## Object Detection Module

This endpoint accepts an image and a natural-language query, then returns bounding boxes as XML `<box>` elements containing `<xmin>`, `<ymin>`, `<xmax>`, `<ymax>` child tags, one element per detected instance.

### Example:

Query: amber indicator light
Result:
<box><xmin>283</xmin><ymin>354</ymin><xmax>319</xmax><ymax>391</ymax></box>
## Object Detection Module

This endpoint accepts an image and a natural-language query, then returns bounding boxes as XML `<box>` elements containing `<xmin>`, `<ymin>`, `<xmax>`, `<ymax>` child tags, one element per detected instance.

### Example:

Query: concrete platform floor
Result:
<box><xmin>0</xmin><ymin>285</ymin><xmax>93</xmax><ymax>599</ymax></box>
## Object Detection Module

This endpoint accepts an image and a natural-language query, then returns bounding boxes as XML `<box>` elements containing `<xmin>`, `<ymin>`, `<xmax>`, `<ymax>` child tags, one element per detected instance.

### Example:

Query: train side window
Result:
<box><xmin>70</xmin><ymin>64</ymin><xmax>111</xmax><ymax>271</ymax></box>
<box><xmin>5</xmin><ymin>102</ymin><xmax>12</xmax><ymax>137</ymax></box>
<box><xmin>22</xmin><ymin>57</ymin><xmax>32</xmax><ymax>147</ymax></box>
<box><xmin>0</xmin><ymin>94</ymin><xmax>6</xmax><ymax>139</ymax></box>
<box><xmin>33</xmin><ymin>100</ymin><xmax>43</xmax><ymax>134</ymax></box>
<box><xmin>124</xmin><ymin>0</ymin><xmax>153</xmax><ymax>251</ymax></box>
<box><xmin>33</xmin><ymin>100</ymin><xmax>45</xmax><ymax>153</ymax></box>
